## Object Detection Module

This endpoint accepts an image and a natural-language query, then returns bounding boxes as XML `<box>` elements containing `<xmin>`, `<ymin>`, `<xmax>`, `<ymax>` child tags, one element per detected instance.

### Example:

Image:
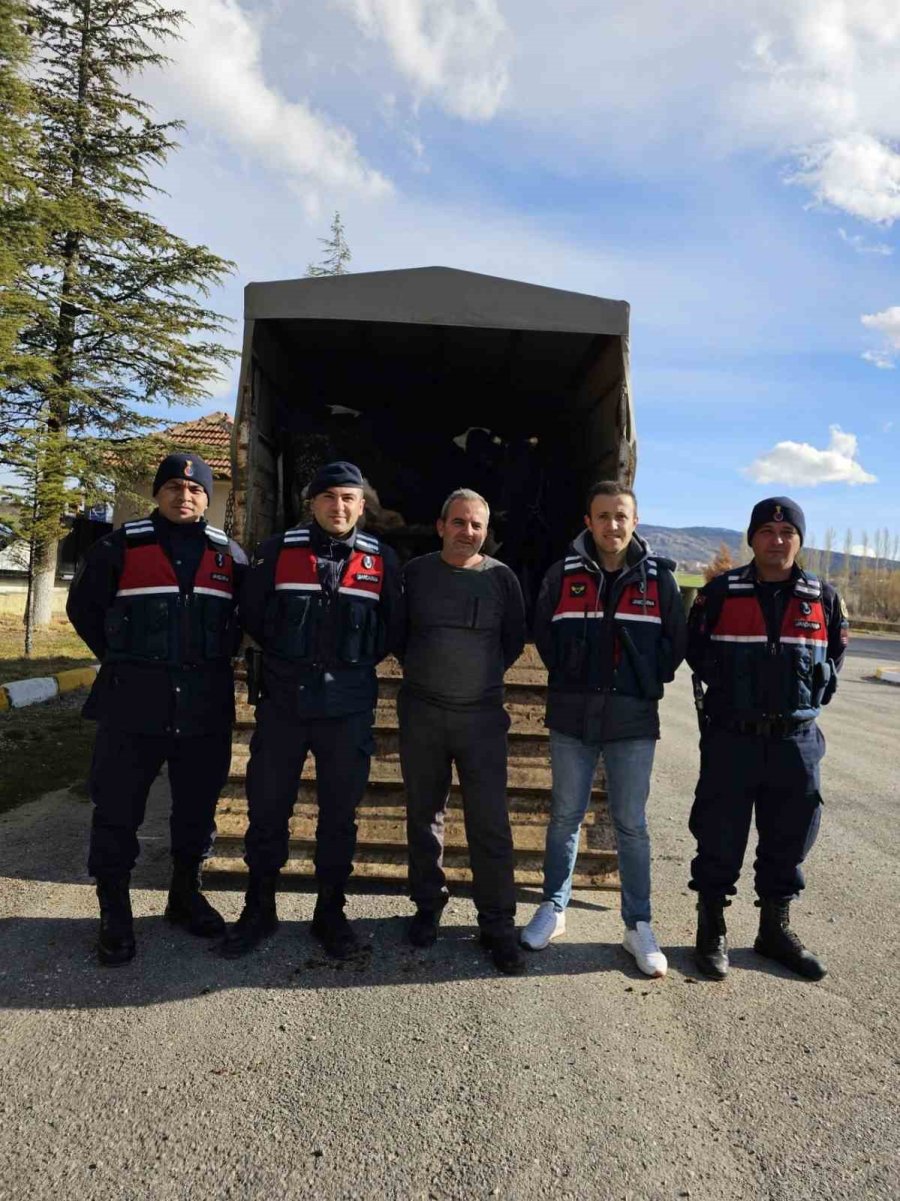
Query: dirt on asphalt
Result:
<box><xmin>0</xmin><ymin>649</ymin><xmax>898</xmax><ymax>1201</ymax></box>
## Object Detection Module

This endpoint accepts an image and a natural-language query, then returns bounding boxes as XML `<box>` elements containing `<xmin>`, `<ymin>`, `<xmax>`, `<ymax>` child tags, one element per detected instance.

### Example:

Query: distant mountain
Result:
<box><xmin>640</xmin><ymin>525</ymin><xmax>898</xmax><ymax>575</ymax></box>
<box><xmin>640</xmin><ymin>525</ymin><xmax>744</xmax><ymax>570</ymax></box>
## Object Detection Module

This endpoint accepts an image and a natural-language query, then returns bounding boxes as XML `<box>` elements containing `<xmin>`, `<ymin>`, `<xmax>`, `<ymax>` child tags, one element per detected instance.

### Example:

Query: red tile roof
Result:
<box><xmin>165</xmin><ymin>411</ymin><xmax>233</xmax><ymax>477</ymax></box>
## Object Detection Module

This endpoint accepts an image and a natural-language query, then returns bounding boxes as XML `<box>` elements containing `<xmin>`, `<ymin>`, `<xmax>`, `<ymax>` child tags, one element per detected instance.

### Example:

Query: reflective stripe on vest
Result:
<box><xmin>274</xmin><ymin>533</ymin><xmax>384</xmax><ymax>602</ymax></box>
<box><xmin>711</xmin><ymin>593</ymin><xmax>827</xmax><ymax>648</ymax></box>
<box><xmin>552</xmin><ymin>568</ymin><xmax>661</xmax><ymax>623</ymax></box>
<box><xmin>116</xmin><ymin>543</ymin><xmax>234</xmax><ymax>600</ymax></box>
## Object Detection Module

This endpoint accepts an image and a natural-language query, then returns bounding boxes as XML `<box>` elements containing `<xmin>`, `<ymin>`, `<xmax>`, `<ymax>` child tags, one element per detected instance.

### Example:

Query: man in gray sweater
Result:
<box><xmin>398</xmin><ymin>488</ymin><xmax>527</xmax><ymax>975</ymax></box>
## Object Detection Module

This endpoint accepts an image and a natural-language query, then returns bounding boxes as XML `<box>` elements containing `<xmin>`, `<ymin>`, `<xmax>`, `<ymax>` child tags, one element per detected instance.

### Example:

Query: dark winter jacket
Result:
<box><xmin>533</xmin><ymin>530</ymin><xmax>686</xmax><ymax>742</ymax></box>
<box><xmin>686</xmin><ymin>562</ymin><xmax>848</xmax><ymax>725</ymax></box>
<box><xmin>66</xmin><ymin>511</ymin><xmax>247</xmax><ymax>737</ymax></box>
<box><xmin>239</xmin><ymin>521</ymin><xmax>403</xmax><ymax>719</ymax></box>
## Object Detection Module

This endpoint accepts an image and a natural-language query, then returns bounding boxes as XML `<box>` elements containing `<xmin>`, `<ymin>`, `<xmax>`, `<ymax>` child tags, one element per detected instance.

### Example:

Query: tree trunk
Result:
<box><xmin>30</xmin><ymin>536</ymin><xmax>58</xmax><ymax>628</ymax></box>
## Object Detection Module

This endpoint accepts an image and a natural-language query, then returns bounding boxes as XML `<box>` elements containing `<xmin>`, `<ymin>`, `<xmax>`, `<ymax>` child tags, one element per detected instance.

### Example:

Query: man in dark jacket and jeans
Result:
<box><xmin>524</xmin><ymin>480</ymin><xmax>686</xmax><ymax>976</ymax></box>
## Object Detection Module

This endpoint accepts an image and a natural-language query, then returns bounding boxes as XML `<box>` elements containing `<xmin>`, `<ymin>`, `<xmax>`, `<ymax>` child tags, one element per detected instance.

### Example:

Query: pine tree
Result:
<box><xmin>1</xmin><ymin>1</ymin><xmax>234</xmax><ymax>636</ymax></box>
<box><xmin>306</xmin><ymin>211</ymin><xmax>351</xmax><ymax>277</ymax></box>
<box><xmin>703</xmin><ymin>542</ymin><xmax>734</xmax><ymax>582</ymax></box>
<box><xmin>0</xmin><ymin>0</ymin><xmax>48</xmax><ymax>382</ymax></box>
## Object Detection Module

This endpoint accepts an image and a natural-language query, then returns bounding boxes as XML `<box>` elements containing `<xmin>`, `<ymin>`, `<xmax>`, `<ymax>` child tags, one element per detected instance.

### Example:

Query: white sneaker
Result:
<box><xmin>520</xmin><ymin>901</ymin><xmax>566</xmax><ymax>950</ymax></box>
<box><xmin>623</xmin><ymin>921</ymin><xmax>668</xmax><ymax>978</ymax></box>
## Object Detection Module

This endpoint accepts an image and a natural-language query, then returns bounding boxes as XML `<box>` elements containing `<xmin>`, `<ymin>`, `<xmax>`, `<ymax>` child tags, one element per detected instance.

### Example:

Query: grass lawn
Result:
<box><xmin>0</xmin><ymin>615</ymin><xmax>95</xmax><ymax>814</ymax></box>
<box><xmin>0</xmin><ymin>614</ymin><xmax>94</xmax><ymax>682</ymax></box>
<box><xmin>0</xmin><ymin>694</ymin><xmax>94</xmax><ymax>815</ymax></box>
<box><xmin>676</xmin><ymin>573</ymin><xmax>706</xmax><ymax>588</ymax></box>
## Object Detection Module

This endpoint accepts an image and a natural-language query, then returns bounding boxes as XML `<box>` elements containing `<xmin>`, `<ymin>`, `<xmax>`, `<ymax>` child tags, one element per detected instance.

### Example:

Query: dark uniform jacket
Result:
<box><xmin>67</xmin><ymin>512</ymin><xmax>247</xmax><ymax>737</ymax></box>
<box><xmin>534</xmin><ymin>530</ymin><xmax>686</xmax><ymax>742</ymax></box>
<box><xmin>239</xmin><ymin>521</ymin><xmax>403</xmax><ymax>719</ymax></box>
<box><xmin>686</xmin><ymin>562</ymin><xmax>848</xmax><ymax>725</ymax></box>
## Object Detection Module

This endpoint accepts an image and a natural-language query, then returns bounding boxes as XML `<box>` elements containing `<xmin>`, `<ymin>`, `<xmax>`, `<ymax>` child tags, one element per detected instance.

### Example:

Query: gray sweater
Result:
<box><xmin>399</xmin><ymin>553</ymin><xmax>526</xmax><ymax>709</ymax></box>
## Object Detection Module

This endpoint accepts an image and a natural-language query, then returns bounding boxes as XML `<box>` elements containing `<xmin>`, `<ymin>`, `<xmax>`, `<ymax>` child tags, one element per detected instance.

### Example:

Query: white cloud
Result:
<box><xmin>745</xmin><ymin>425</ymin><xmax>877</xmax><ymax>486</ymax></box>
<box><xmin>838</xmin><ymin>227</ymin><xmax>893</xmax><ymax>254</ymax></box>
<box><xmin>861</xmin><ymin>304</ymin><xmax>900</xmax><ymax>366</ymax></box>
<box><xmin>734</xmin><ymin>3</ymin><xmax>900</xmax><ymax>224</ymax></box>
<box><xmin>861</xmin><ymin>304</ymin><xmax>900</xmax><ymax>343</ymax></box>
<box><xmin>862</xmin><ymin>348</ymin><xmax>896</xmax><ymax>368</ymax></box>
<box><xmin>789</xmin><ymin>135</ymin><xmax>900</xmax><ymax>224</ymax></box>
<box><xmin>146</xmin><ymin>0</ymin><xmax>391</xmax><ymax>212</ymax></box>
<box><xmin>339</xmin><ymin>0</ymin><xmax>509</xmax><ymax>120</ymax></box>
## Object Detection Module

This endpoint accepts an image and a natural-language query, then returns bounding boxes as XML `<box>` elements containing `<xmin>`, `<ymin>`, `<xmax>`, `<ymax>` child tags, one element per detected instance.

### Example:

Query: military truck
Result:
<box><xmin>210</xmin><ymin>267</ymin><xmax>635</xmax><ymax>887</ymax></box>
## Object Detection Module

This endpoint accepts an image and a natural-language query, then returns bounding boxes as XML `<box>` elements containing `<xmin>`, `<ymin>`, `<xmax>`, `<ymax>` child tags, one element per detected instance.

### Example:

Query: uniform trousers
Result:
<box><xmin>88</xmin><ymin>725</ymin><xmax>232</xmax><ymax>877</ymax></box>
<box><xmin>689</xmin><ymin>722</ymin><xmax>824</xmax><ymax>902</ymax></box>
<box><xmin>244</xmin><ymin>701</ymin><xmax>374</xmax><ymax>883</ymax></box>
<box><xmin>399</xmin><ymin>691</ymin><xmax>516</xmax><ymax>934</ymax></box>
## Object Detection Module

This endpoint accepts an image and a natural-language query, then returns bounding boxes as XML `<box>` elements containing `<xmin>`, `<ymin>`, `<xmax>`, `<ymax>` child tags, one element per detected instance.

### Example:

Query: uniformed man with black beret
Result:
<box><xmin>223</xmin><ymin>461</ymin><xmax>403</xmax><ymax>960</ymax></box>
<box><xmin>686</xmin><ymin>496</ymin><xmax>849</xmax><ymax>981</ymax></box>
<box><xmin>67</xmin><ymin>453</ymin><xmax>247</xmax><ymax>966</ymax></box>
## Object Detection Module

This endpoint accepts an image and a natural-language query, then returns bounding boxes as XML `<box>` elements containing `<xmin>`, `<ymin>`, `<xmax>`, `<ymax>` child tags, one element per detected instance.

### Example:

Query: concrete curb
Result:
<box><xmin>0</xmin><ymin>664</ymin><xmax>99</xmax><ymax>711</ymax></box>
<box><xmin>874</xmin><ymin>666</ymin><xmax>900</xmax><ymax>686</ymax></box>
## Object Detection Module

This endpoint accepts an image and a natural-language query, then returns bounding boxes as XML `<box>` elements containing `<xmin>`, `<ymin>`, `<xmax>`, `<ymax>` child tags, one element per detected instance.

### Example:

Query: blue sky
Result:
<box><xmin>135</xmin><ymin>0</ymin><xmax>898</xmax><ymax>546</ymax></box>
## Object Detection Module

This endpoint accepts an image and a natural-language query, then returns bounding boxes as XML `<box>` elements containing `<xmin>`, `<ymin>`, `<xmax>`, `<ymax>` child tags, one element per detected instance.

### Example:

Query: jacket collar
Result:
<box><xmin>569</xmin><ymin>529</ymin><xmax>664</xmax><ymax>576</ymax></box>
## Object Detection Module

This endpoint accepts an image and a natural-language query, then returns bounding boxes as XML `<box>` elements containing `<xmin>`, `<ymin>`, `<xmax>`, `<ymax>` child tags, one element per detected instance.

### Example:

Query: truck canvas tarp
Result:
<box><xmin>230</xmin><ymin>265</ymin><xmax>634</xmax><ymax>604</ymax></box>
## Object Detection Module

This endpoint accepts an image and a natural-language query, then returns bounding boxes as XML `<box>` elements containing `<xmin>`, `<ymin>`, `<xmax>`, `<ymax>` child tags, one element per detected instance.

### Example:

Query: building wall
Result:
<box><xmin>113</xmin><ymin>481</ymin><xmax>229</xmax><ymax>531</ymax></box>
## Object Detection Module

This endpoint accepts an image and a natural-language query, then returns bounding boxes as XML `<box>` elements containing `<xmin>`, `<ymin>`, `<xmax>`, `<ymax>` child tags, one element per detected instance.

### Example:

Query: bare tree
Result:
<box><xmin>822</xmin><ymin>527</ymin><xmax>835</xmax><ymax>580</ymax></box>
<box><xmin>841</xmin><ymin>528</ymin><xmax>853</xmax><ymax>593</ymax></box>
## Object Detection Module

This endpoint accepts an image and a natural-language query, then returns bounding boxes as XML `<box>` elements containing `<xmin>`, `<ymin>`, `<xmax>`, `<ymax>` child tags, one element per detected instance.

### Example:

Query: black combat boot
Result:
<box><xmin>96</xmin><ymin>875</ymin><xmax>136</xmax><ymax>967</ymax></box>
<box><xmin>164</xmin><ymin>858</ymin><xmax>226</xmax><ymax>937</ymax></box>
<box><xmin>311</xmin><ymin>883</ymin><xmax>359</xmax><ymax>959</ymax></box>
<box><xmin>694</xmin><ymin>896</ymin><xmax>729</xmax><ymax>980</ymax></box>
<box><xmin>480</xmin><ymin>929</ymin><xmax>527</xmax><ymax>976</ymax></box>
<box><xmin>220</xmin><ymin>873</ymin><xmax>279</xmax><ymax>959</ymax></box>
<box><xmin>408</xmin><ymin>907</ymin><xmax>442</xmax><ymax>948</ymax></box>
<box><xmin>754</xmin><ymin>899</ymin><xmax>826</xmax><ymax>980</ymax></box>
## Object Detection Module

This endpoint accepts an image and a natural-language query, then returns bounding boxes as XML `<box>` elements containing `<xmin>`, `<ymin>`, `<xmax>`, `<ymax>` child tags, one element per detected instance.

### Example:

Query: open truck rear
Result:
<box><xmin>214</xmin><ymin>266</ymin><xmax>635</xmax><ymax>886</ymax></box>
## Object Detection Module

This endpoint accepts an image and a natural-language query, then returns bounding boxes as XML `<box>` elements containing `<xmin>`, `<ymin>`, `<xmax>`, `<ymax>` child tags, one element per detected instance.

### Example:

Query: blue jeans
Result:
<box><xmin>544</xmin><ymin>730</ymin><xmax>656</xmax><ymax>927</ymax></box>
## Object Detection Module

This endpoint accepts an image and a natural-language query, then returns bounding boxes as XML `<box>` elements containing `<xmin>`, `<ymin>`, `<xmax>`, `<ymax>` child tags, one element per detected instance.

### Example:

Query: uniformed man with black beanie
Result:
<box><xmin>686</xmin><ymin>496</ymin><xmax>849</xmax><ymax>981</ymax></box>
<box><xmin>223</xmin><ymin>461</ymin><xmax>403</xmax><ymax>960</ymax></box>
<box><xmin>67</xmin><ymin>452</ymin><xmax>247</xmax><ymax>966</ymax></box>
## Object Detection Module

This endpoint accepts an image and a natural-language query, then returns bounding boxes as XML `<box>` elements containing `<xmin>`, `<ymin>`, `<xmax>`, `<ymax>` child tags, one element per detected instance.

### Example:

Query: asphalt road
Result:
<box><xmin>840</xmin><ymin>633</ymin><xmax>900</xmax><ymax>663</ymax></box>
<box><xmin>0</xmin><ymin>649</ymin><xmax>897</xmax><ymax>1201</ymax></box>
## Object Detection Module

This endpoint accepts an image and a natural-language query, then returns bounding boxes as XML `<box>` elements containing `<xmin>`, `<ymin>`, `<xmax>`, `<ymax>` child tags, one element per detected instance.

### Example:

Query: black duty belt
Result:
<box><xmin>715</xmin><ymin>718</ymin><xmax>813</xmax><ymax>738</ymax></box>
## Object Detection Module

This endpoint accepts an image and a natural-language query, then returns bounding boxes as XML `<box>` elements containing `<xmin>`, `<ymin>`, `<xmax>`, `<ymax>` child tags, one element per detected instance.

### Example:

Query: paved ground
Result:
<box><xmin>0</xmin><ymin>648</ymin><xmax>897</xmax><ymax>1201</ymax></box>
<box><xmin>837</xmin><ymin>633</ymin><xmax>900</xmax><ymax>663</ymax></box>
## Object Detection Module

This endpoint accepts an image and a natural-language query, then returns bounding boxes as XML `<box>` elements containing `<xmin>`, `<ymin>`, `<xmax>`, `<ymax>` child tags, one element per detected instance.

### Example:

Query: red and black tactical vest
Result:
<box><xmin>104</xmin><ymin>518</ymin><xmax>236</xmax><ymax>665</ymax></box>
<box><xmin>551</xmin><ymin>553</ymin><xmax>668</xmax><ymax>699</ymax></box>
<box><xmin>266</xmin><ymin>525</ymin><xmax>385</xmax><ymax>664</ymax></box>
<box><xmin>703</xmin><ymin>568</ymin><xmax>831</xmax><ymax>720</ymax></box>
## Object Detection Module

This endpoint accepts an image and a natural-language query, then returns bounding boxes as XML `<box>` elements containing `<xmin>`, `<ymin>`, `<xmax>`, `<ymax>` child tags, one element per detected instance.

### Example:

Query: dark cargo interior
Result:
<box><xmin>236</xmin><ymin>270</ymin><xmax>633</xmax><ymax>610</ymax></box>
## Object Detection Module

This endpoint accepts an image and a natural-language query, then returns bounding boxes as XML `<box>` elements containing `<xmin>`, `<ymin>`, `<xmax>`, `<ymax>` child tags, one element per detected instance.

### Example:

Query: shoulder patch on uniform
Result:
<box><xmin>205</xmin><ymin>525</ymin><xmax>229</xmax><ymax>546</ymax></box>
<box><xmin>123</xmin><ymin>520</ymin><xmax>155</xmax><ymax>539</ymax></box>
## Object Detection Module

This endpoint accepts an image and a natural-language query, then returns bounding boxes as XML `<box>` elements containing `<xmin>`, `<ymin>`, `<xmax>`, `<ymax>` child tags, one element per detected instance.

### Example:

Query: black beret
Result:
<box><xmin>747</xmin><ymin>496</ymin><xmax>806</xmax><ymax>545</ymax></box>
<box><xmin>308</xmin><ymin>460</ymin><xmax>364</xmax><ymax>498</ymax></box>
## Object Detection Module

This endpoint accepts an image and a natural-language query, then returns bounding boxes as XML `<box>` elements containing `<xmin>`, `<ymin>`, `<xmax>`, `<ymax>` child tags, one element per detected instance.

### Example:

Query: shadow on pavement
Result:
<box><xmin>662</xmin><ymin>942</ymin><xmax>822</xmax><ymax>985</ymax></box>
<box><xmin>0</xmin><ymin>913</ymin><xmax>651</xmax><ymax>1010</ymax></box>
